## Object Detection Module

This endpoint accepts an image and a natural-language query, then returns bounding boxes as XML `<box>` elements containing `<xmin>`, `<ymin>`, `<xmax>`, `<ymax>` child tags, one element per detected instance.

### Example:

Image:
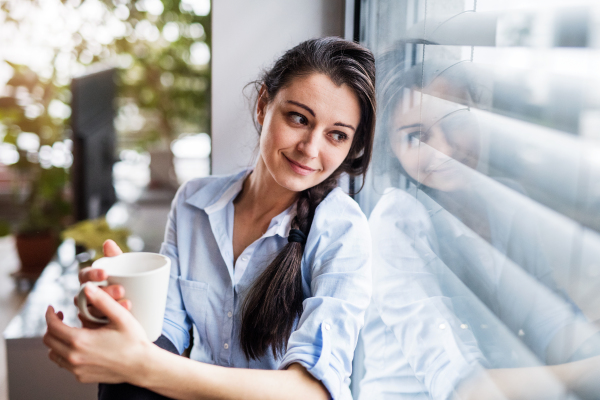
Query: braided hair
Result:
<box><xmin>240</xmin><ymin>37</ymin><xmax>376</xmax><ymax>360</ymax></box>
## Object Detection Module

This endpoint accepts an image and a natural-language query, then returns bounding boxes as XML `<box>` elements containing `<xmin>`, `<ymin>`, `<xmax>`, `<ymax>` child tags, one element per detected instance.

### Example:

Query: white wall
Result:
<box><xmin>211</xmin><ymin>0</ymin><xmax>346</xmax><ymax>175</ymax></box>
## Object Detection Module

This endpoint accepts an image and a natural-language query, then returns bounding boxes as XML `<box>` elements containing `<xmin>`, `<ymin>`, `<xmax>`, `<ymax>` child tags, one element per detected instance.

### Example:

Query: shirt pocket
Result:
<box><xmin>178</xmin><ymin>277</ymin><xmax>210</xmax><ymax>345</ymax></box>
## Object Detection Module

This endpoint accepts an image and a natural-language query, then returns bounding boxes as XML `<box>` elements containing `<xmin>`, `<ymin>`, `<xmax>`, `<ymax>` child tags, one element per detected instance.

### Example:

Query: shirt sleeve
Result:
<box><xmin>369</xmin><ymin>190</ymin><xmax>487</xmax><ymax>400</ymax></box>
<box><xmin>278</xmin><ymin>190</ymin><xmax>372</xmax><ymax>400</ymax></box>
<box><xmin>159</xmin><ymin>184</ymin><xmax>193</xmax><ymax>355</ymax></box>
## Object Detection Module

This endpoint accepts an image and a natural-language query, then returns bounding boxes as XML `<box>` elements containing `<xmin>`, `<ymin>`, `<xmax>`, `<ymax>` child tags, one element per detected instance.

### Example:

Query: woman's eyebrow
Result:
<box><xmin>287</xmin><ymin>100</ymin><xmax>315</xmax><ymax>117</ymax></box>
<box><xmin>335</xmin><ymin>122</ymin><xmax>356</xmax><ymax>131</ymax></box>
<box><xmin>397</xmin><ymin>123</ymin><xmax>423</xmax><ymax>131</ymax></box>
<box><xmin>287</xmin><ymin>100</ymin><xmax>356</xmax><ymax>131</ymax></box>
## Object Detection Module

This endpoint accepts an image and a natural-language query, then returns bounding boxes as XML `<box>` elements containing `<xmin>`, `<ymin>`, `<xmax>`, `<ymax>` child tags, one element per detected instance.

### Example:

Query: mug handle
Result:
<box><xmin>77</xmin><ymin>281</ymin><xmax>110</xmax><ymax>324</ymax></box>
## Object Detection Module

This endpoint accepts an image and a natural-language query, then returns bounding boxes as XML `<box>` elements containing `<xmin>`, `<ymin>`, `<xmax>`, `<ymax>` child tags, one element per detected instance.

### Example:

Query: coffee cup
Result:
<box><xmin>77</xmin><ymin>252</ymin><xmax>171</xmax><ymax>341</ymax></box>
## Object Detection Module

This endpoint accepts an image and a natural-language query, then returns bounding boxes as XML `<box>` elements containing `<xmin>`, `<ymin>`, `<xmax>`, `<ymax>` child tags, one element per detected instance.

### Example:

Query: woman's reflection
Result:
<box><xmin>359</xmin><ymin>48</ymin><xmax>600</xmax><ymax>400</ymax></box>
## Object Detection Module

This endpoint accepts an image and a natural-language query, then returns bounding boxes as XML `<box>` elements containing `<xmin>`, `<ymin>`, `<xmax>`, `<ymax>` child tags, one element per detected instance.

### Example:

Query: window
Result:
<box><xmin>355</xmin><ymin>1</ymin><xmax>600</xmax><ymax>399</ymax></box>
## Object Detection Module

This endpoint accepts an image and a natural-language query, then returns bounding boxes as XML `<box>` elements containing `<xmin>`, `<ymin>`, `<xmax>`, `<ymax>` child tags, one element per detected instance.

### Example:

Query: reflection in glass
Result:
<box><xmin>358</xmin><ymin>40</ymin><xmax>600</xmax><ymax>400</ymax></box>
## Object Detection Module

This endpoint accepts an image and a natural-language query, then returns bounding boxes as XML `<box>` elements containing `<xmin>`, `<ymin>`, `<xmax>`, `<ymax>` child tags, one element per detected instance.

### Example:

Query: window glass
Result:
<box><xmin>356</xmin><ymin>1</ymin><xmax>600</xmax><ymax>399</ymax></box>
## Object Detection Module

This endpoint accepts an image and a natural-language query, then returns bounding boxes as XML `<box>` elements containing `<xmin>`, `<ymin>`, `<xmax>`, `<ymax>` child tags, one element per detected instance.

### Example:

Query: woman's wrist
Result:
<box><xmin>127</xmin><ymin>339</ymin><xmax>157</xmax><ymax>387</ymax></box>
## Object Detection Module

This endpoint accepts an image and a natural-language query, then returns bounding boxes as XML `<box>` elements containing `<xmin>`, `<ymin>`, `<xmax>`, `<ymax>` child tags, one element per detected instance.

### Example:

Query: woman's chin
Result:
<box><xmin>422</xmin><ymin>175</ymin><xmax>466</xmax><ymax>192</ymax></box>
<box><xmin>273</xmin><ymin>173</ymin><xmax>316</xmax><ymax>193</ymax></box>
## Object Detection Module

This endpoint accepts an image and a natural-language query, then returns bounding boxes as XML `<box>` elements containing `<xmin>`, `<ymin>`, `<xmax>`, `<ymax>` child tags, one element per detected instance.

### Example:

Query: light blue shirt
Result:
<box><xmin>159</xmin><ymin>169</ymin><xmax>372</xmax><ymax>400</ymax></box>
<box><xmin>359</xmin><ymin>186</ymin><xmax>588</xmax><ymax>400</ymax></box>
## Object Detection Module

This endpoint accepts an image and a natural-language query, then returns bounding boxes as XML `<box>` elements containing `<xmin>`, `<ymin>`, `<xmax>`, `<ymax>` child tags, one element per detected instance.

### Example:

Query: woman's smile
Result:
<box><xmin>283</xmin><ymin>153</ymin><xmax>318</xmax><ymax>176</ymax></box>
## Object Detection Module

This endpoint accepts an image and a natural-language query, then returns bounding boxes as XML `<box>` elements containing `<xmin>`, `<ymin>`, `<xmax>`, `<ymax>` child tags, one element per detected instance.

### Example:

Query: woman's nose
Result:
<box><xmin>296</xmin><ymin>130</ymin><xmax>320</xmax><ymax>158</ymax></box>
<box><xmin>428</xmin><ymin>126</ymin><xmax>454</xmax><ymax>158</ymax></box>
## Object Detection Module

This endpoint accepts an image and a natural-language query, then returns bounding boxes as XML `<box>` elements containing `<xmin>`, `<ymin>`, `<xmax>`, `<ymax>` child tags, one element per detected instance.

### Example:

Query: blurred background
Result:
<box><xmin>0</xmin><ymin>0</ymin><xmax>212</xmax><ymax>397</ymax></box>
<box><xmin>2</xmin><ymin>0</ymin><xmax>600</xmax><ymax>399</ymax></box>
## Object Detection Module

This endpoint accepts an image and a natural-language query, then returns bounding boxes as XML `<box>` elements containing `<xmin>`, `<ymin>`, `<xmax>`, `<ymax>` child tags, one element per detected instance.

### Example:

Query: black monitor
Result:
<box><xmin>71</xmin><ymin>68</ymin><xmax>117</xmax><ymax>221</ymax></box>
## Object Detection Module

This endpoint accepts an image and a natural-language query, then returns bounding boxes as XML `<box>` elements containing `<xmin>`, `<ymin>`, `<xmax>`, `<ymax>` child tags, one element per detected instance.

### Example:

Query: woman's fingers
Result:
<box><xmin>43</xmin><ymin>330</ymin><xmax>71</xmax><ymax>358</ymax></box>
<box><xmin>78</xmin><ymin>267</ymin><xmax>107</xmax><ymax>284</ymax></box>
<box><xmin>78</xmin><ymin>314</ymin><xmax>105</xmax><ymax>329</ymax></box>
<box><xmin>103</xmin><ymin>240</ymin><xmax>123</xmax><ymax>257</ymax></box>
<box><xmin>104</xmin><ymin>285</ymin><xmax>125</xmax><ymax>300</ymax></box>
<box><xmin>74</xmin><ymin>284</ymin><xmax>125</xmax><ymax>309</ymax></box>
<box><xmin>75</xmin><ymin>288</ymin><xmax>131</xmax><ymax>326</ymax></box>
<box><xmin>85</xmin><ymin>298</ymin><xmax>132</xmax><ymax>320</ymax></box>
<box><xmin>118</xmin><ymin>299</ymin><xmax>132</xmax><ymax>311</ymax></box>
<box><xmin>48</xmin><ymin>349</ymin><xmax>75</xmax><ymax>373</ymax></box>
<box><xmin>45</xmin><ymin>306</ymin><xmax>77</xmax><ymax>344</ymax></box>
<box><xmin>82</xmin><ymin>283</ymin><xmax>132</xmax><ymax>328</ymax></box>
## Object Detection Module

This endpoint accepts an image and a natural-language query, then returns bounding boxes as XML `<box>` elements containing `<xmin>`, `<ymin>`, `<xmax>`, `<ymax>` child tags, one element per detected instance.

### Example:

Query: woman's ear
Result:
<box><xmin>256</xmin><ymin>85</ymin><xmax>268</xmax><ymax>126</ymax></box>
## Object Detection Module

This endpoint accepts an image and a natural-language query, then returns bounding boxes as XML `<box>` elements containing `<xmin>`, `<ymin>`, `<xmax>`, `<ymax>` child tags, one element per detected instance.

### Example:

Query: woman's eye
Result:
<box><xmin>403</xmin><ymin>131</ymin><xmax>421</xmax><ymax>147</ymax></box>
<box><xmin>330</xmin><ymin>132</ymin><xmax>348</xmax><ymax>142</ymax></box>
<box><xmin>289</xmin><ymin>112</ymin><xmax>307</xmax><ymax>125</ymax></box>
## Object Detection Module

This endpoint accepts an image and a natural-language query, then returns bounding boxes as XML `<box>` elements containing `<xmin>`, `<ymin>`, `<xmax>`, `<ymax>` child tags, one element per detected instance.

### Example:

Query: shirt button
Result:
<box><xmin>241</xmin><ymin>256</ymin><xmax>249</xmax><ymax>261</ymax></box>
<box><xmin>227</xmin><ymin>311</ymin><xmax>233</xmax><ymax>318</ymax></box>
<box><xmin>324</xmin><ymin>323</ymin><xmax>331</xmax><ymax>331</ymax></box>
<box><xmin>224</xmin><ymin>343</ymin><xmax>229</xmax><ymax>349</ymax></box>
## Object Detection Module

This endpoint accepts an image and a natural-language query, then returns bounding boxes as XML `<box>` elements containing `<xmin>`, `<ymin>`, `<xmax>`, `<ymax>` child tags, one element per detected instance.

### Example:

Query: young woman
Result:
<box><xmin>44</xmin><ymin>37</ymin><xmax>376</xmax><ymax>400</ymax></box>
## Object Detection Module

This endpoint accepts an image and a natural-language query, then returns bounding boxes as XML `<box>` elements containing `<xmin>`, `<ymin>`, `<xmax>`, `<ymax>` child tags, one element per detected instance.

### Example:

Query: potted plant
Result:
<box><xmin>13</xmin><ymin>165</ymin><xmax>71</xmax><ymax>277</ymax></box>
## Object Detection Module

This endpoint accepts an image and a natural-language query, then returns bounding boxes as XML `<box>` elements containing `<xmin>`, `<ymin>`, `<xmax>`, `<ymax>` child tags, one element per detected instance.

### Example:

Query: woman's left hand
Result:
<box><xmin>44</xmin><ymin>283</ymin><xmax>151</xmax><ymax>384</ymax></box>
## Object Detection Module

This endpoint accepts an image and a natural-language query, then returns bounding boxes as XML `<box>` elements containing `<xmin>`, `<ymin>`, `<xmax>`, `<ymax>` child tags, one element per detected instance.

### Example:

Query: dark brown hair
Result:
<box><xmin>240</xmin><ymin>37</ymin><xmax>376</xmax><ymax>360</ymax></box>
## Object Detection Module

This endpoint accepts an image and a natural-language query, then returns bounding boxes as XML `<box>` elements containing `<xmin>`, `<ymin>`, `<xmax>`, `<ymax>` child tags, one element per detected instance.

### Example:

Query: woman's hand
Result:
<box><xmin>75</xmin><ymin>240</ymin><xmax>131</xmax><ymax>328</ymax></box>
<box><xmin>45</xmin><ymin>283</ymin><xmax>152</xmax><ymax>384</ymax></box>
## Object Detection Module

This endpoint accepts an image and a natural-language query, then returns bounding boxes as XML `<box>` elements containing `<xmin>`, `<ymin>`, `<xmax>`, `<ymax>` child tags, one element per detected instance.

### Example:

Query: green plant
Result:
<box><xmin>62</xmin><ymin>218</ymin><xmax>130</xmax><ymax>261</ymax></box>
<box><xmin>17</xmin><ymin>166</ymin><xmax>71</xmax><ymax>235</ymax></box>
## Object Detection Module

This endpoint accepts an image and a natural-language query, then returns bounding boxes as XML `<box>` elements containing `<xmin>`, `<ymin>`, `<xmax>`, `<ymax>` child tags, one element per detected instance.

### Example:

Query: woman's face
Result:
<box><xmin>389</xmin><ymin>90</ymin><xmax>480</xmax><ymax>192</ymax></box>
<box><xmin>257</xmin><ymin>73</ymin><xmax>361</xmax><ymax>192</ymax></box>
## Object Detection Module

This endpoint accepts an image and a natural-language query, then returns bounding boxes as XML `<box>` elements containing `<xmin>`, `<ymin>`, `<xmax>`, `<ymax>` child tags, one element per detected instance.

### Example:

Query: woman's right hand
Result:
<box><xmin>75</xmin><ymin>239</ymin><xmax>132</xmax><ymax>328</ymax></box>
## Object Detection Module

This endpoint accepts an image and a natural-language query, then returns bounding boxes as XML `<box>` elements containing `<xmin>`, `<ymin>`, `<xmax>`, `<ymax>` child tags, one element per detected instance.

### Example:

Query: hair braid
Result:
<box><xmin>240</xmin><ymin>176</ymin><xmax>338</xmax><ymax>359</ymax></box>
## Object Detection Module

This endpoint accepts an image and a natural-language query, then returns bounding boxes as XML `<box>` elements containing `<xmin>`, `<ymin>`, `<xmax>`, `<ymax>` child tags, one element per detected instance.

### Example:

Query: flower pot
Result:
<box><xmin>15</xmin><ymin>231</ymin><xmax>59</xmax><ymax>277</ymax></box>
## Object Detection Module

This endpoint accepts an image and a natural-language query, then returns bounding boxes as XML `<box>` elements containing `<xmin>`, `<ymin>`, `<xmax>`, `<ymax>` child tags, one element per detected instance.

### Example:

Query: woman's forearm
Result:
<box><xmin>456</xmin><ymin>367</ymin><xmax>567</xmax><ymax>400</ymax></box>
<box><xmin>133</xmin><ymin>343</ymin><xmax>330</xmax><ymax>400</ymax></box>
<box><xmin>456</xmin><ymin>355</ymin><xmax>600</xmax><ymax>400</ymax></box>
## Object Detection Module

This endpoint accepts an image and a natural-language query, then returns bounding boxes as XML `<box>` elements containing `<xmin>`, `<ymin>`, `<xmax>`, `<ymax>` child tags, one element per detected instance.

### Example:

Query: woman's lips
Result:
<box><xmin>284</xmin><ymin>155</ymin><xmax>316</xmax><ymax>176</ymax></box>
<box><xmin>427</xmin><ymin>159</ymin><xmax>457</xmax><ymax>174</ymax></box>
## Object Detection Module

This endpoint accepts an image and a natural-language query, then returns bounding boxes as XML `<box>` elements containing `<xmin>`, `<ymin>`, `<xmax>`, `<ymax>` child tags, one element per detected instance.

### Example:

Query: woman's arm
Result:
<box><xmin>455</xmin><ymin>356</ymin><xmax>600</xmax><ymax>400</ymax></box>
<box><xmin>137</xmin><ymin>347</ymin><xmax>329</xmax><ymax>400</ymax></box>
<box><xmin>45</xmin><ymin>282</ymin><xmax>329</xmax><ymax>400</ymax></box>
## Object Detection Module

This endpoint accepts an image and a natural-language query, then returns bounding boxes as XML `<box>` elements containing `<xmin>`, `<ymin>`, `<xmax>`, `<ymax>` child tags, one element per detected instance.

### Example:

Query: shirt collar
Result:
<box><xmin>185</xmin><ymin>169</ymin><xmax>249</xmax><ymax>211</ymax></box>
<box><xmin>203</xmin><ymin>172</ymin><xmax>248</xmax><ymax>215</ymax></box>
<box><xmin>185</xmin><ymin>168</ymin><xmax>296</xmax><ymax>238</ymax></box>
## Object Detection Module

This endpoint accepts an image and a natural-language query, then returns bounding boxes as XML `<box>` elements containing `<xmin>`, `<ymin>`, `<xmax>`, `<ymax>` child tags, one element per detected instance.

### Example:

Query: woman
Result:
<box><xmin>44</xmin><ymin>37</ymin><xmax>376</xmax><ymax>400</ymax></box>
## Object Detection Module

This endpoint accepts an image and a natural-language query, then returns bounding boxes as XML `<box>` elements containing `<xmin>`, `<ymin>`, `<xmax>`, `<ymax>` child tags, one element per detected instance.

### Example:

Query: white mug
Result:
<box><xmin>77</xmin><ymin>252</ymin><xmax>171</xmax><ymax>341</ymax></box>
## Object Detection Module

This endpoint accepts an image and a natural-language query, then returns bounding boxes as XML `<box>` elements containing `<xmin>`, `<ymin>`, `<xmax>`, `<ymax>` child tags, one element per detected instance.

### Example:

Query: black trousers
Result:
<box><xmin>97</xmin><ymin>335</ymin><xmax>178</xmax><ymax>400</ymax></box>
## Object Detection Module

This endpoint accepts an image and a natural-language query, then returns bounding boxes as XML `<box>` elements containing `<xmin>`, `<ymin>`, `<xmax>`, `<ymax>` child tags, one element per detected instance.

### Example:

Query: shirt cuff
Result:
<box><xmin>161</xmin><ymin>318</ymin><xmax>190</xmax><ymax>355</ymax></box>
<box><xmin>279</xmin><ymin>321</ymin><xmax>341</xmax><ymax>400</ymax></box>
